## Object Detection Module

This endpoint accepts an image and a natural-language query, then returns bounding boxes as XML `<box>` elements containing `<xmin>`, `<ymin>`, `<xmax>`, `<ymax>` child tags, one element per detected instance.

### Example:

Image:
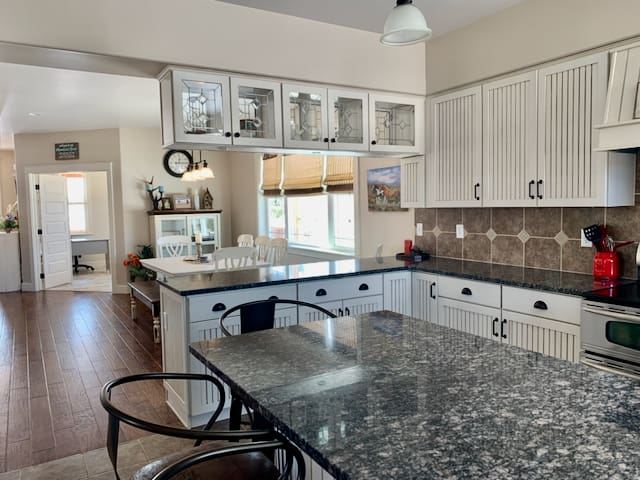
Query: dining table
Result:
<box><xmin>189</xmin><ymin>310</ymin><xmax>640</xmax><ymax>480</ymax></box>
<box><xmin>140</xmin><ymin>255</ymin><xmax>270</xmax><ymax>278</ymax></box>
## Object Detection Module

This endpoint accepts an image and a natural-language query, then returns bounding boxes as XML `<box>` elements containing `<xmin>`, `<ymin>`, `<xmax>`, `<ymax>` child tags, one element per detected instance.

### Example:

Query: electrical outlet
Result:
<box><xmin>580</xmin><ymin>229</ymin><xmax>592</xmax><ymax>247</ymax></box>
<box><xmin>416</xmin><ymin>223</ymin><xmax>423</xmax><ymax>236</ymax></box>
<box><xmin>456</xmin><ymin>224</ymin><xmax>464</xmax><ymax>239</ymax></box>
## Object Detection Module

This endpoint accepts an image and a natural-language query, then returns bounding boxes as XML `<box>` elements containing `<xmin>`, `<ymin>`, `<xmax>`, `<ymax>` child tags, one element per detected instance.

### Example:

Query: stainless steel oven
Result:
<box><xmin>581</xmin><ymin>300</ymin><xmax>640</xmax><ymax>379</ymax></box>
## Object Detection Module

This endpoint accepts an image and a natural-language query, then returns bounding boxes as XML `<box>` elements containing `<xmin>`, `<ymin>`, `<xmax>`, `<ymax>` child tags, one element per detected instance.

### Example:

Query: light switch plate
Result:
<box><xmin>416</xmin><ymin>223</ymin><xmax>423</xmax><ymax>236</ymax></box>
<box><xmin>456</xmin><ymin>224</ymin><xmax>464</xmax><ymax>239</ymax></box>
<box><xmin>580</xmin><ymin>229</ymin><xmax>591</xmax><ymax>247</ymax></box>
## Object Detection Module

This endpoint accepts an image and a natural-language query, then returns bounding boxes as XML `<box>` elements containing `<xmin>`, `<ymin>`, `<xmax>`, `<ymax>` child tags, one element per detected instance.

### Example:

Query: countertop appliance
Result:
<box><xmin>581</xmin><ymin>243</ymin><xmax>640</xmax><ymax>379</ymax></box>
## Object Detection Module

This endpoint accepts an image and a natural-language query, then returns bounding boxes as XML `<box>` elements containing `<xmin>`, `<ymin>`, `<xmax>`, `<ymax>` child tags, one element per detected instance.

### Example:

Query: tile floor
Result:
<box><xmin>0</xmin><ymin>434</ymin><xmax>191</xmax><ymax>480</ymax></box>
<box><xmin>48</xmin><ymin>272</ymin><xmax>112</xmax><ymax>293</ymax></box>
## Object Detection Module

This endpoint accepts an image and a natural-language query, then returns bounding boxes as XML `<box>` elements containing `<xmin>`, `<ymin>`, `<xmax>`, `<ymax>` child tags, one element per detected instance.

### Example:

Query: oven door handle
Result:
<box><xmin>583</xmin><ymin>306</ymin><xmax>640</xmax><ymax>323</ymax></box>
<box><xmin>581</xmin><ymin>358</ymin><xmax>640</xmax><ymax>381</ymax></box>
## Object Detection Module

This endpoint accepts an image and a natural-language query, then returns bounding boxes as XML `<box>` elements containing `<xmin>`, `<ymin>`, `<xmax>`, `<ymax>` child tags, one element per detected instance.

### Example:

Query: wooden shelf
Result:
<box><xmin>147</xmin><ymin>209</ymin><xmax>223</xmax><ymax>216</ymax></box>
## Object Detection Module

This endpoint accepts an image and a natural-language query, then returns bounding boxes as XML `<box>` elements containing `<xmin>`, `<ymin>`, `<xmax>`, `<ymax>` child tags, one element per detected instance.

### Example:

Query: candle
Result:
<box><xmin>158</xmin><ymin>185</ymin><xmax>164</xmax><ymax>193</ymax></box>
<box><xmin>194</xmin><ymin>232</ymin><xmax>202</xmax><ymax>244</ymax></box>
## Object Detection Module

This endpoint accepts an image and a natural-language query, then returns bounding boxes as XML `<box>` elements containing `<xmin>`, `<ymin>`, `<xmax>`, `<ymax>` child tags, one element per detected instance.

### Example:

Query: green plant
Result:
<box><xmin>123</xmin><ymin>244</ymin><xmax>156</xmax><ymax>281</ymax></box>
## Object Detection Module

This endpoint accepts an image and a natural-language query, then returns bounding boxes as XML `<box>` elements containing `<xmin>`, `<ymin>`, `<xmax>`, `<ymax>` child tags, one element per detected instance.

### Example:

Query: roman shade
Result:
<box><xmin>281</xmin><ymin>155</ymin><xmax>324</xmax><ymax>195</ymax></box>
<box><xmin>260</xmin><ymin>154</ymin><xmax>282</xmax><ymax>196</ymax></box>
<box><xmin>324</xmin><ymin>156</ymin><xmax>354</xmax><ymax>192</ymax></box>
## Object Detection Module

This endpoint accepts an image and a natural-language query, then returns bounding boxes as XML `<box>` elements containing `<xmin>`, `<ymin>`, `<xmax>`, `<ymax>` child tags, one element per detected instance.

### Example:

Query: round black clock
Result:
<box><xmin>163</xmin><ymin>150</ymin><xmax>193</xmax><ymax>178</ymax></box>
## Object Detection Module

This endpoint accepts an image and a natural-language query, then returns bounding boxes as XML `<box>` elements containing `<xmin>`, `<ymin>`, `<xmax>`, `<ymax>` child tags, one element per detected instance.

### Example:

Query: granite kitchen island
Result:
<box><xmin>191</xmin><ymin>311</ymin><xmax>640</xmax><ymax>479</ymax></box>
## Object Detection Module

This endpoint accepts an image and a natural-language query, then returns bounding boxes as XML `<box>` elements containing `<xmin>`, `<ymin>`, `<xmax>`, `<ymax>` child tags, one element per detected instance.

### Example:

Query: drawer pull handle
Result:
<box><xmin>358</xmin><ymin>284</ymin><xmax>369</xmax><ymax>291</ymax></box>
<box><xmin>461</xmin><ymin>287</ymin><xmax>472</xmax><ymax>296</ymax></box>
<box><xmin>315</xmin><ymin>288</ymin><xmax>327</xmax><ymax>297</ymax></box>
<box><xmin>501</xmin><ymin>319</ymin><xmax>507</xmax><ymax>339</ymax></box>
<box><xmin>429</xmin><ymin>283</ymin><xmax>436</xmax><ymax>299</ymax></box>
<box><xmin>338</xmin><ymin>308</ymin><xmax>344</xmax><ymax>316</ymax></box>
<box><xmin>212</xmin><ymin>302</ymin><xmax>226</xmax><ymax>312</ymax></box>
<box><xmin>492</xmin><ymin>318</ymin><xmax>499</xmax><ymax>337</ymax></box>
<box><xmin>533</xmin><ymin>300</ymin><xmax>548</xmax><ymax>310</ymax></box>
<box><xmin>268</xmin><ymin>296</ymin><xmax>279</xmax><ymax>300</ymax></box>
<box><xmin>345</xmin><ymin>307</ymin><xmax>350</xmax><ymax>315</ymax></box>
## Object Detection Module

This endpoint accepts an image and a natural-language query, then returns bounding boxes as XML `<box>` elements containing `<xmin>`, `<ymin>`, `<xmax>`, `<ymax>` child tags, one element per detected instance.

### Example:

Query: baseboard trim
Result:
<box><xmin>21</xmin><ymin>282</ymin><xmax>35</xmax><ymax>292</ymax></box>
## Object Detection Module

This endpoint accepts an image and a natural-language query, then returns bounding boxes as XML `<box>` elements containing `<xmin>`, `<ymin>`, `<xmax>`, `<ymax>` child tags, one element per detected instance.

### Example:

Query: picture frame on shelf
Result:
<box><xmin>163</xmin><ymin>198</ymin><xmax>172</xmax><ymax>210</ymax></box>
<box><xmin>172</xmin><ymin>194</ymin><xmax>191</xmax><ymax>210</ymax></box>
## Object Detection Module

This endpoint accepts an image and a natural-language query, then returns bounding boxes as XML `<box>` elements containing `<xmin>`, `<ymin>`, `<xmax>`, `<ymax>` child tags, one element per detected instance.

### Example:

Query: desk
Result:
<box><xmin>190</xmin><ymin>311</ymin><xmax>640</xmax><ymax>479</ymax></box>
<box><xmin>71</xmin><ymin>237</ymin><xmax>109</xmax><ymax>272</ymax></box>
<box><xmin>141</xmin><ymin>255</ymin><xmax>268</xmax><ymax>278</ymax></box>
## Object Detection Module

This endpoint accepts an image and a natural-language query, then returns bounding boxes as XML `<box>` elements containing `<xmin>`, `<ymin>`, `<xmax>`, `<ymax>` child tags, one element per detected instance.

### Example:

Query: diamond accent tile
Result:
<box><xmin>433</xmin><ymin>226</ymin><xmax>442</xmax><ymax>237</ymax></box>
<box><xmin>486</xmin><ymin>228</ymin><xmax>497</xmax><ymax>241</ymax></box>
<box><xmin>517</xmin><ymin>230</ymin><xmax>531</xmax><ymax>243</ymax></box>
<box><xmin>554</xmin><ymin>231</ymin><xmax>569</xmax><ymax>246</ymax></box>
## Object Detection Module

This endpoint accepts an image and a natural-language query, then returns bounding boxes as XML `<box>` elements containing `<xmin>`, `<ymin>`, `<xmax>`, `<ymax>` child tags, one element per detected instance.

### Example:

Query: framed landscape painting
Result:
<box><xmin>367</xmin><ymin>166</ymin><xmax>406</xmax><ymax>212</ymax></box>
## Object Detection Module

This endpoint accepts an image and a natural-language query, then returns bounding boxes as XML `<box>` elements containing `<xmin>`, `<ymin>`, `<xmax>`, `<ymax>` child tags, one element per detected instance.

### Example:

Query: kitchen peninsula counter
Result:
<box><xmin>158</xmin><ymin>256</ymin><xmax>605</xmax><ymax>297</ymax></box>
<box><xmin>191</xmin><ymin>310</ymin><xmax>640</xmax><ymax>479</ymax></box>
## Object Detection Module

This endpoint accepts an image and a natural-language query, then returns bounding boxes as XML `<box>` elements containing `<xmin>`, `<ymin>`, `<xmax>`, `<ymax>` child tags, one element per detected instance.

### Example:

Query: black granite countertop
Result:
<box><xmin>159</xmin><ymin>255</ymin><xmax>608</xmax><ymax>297</ymax></box>
<box><xmin>190</xmin><ymin>311</ymin><xmax>640</xmax><ymax>479</ymax></box>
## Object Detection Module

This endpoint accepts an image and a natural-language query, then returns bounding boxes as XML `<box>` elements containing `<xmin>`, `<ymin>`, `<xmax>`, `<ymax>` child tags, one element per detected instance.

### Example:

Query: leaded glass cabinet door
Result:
<box><xmin>282</xmin><ymin>84</ymin><xmax>329</xmax><ymax>149</ymax></box>
<box><xmin>230</xmin><ymin>77</ymin><xmax>283</xmax><ymax>147</ymax></box>
<box><xmin>369</xmin><ymin>94</ymin><xmax>424</xmax><ymax>154</ymax></box>
<box><xmin>328</xmin><ymin>88</ymin><xmax>369</xmax><ymax>151</ymax></box>
<box><xmin>171</xmin><ymin>70</ymin><xmax>232</xmax><ymax>145</ymax></box>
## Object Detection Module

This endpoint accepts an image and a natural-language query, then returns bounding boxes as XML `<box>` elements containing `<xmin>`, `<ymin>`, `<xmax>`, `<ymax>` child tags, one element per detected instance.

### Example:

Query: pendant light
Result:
<box><xmin>380</xmin><ymin>0</ymin><xmax>432</xmax><ymax>46</ymax></box>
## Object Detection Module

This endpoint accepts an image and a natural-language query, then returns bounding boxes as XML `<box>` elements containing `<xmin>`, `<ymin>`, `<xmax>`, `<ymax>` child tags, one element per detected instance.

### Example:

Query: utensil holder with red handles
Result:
<box><xmin>593</xmin><ymin>252</ymin><xmax>620</xmax><ymax>280</ymax></box>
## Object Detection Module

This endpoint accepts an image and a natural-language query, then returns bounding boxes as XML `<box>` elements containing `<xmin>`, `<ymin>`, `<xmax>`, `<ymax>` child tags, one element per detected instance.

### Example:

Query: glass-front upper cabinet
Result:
<box><xmin>230</xmin><ymin>77</ymin><xmax>283</xmax><ymax>148</ymax></box>
<box><xmin>328</xmin><ymin>89</ymin><xmax>369</xmax><ymax>151</ymax></box>
<box><xmin>369</xmin><ymin>94</ymin><xmax>425</xmax><ymax>154</ymax></box>
<box><xmin>162</xmin><ymin>69</ymin><xmax>232</xmax><ymax>145</ymax></box>
<box><xmin>282</xmin><ymin>84</ymin><xmax>329</xmax><ymax>149</ymax></box>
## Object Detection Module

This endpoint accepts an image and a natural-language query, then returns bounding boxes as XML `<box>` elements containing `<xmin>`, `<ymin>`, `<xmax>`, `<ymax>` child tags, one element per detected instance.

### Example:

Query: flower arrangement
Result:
<box><xmin>1</xmin><ymin>202</ymin><xmax>18</xmax><ymax>233</ymax></box>
<box><xmin>123</xmin><ymin>244</ymin><xmax>156</xmax><ymax>281</ymax></box>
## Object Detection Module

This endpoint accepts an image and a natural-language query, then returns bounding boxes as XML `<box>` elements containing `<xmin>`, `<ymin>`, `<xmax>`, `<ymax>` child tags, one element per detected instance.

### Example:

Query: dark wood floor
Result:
<box><xmin>0</xmin><ymin>290</ymin><xmax>179</xmax><ymax>472</ymax></box>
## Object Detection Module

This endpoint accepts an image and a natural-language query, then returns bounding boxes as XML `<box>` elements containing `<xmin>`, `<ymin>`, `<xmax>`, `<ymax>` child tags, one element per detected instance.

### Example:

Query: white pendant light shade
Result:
<box><xmin>381</xmin><ymin>0</ymin><xmax>432</xmax><ymax>46</ymax></box>
<box><xmin>199</xmin><ymin>162</ymin><xmax>215</xmax><ymax>179</ymax></box>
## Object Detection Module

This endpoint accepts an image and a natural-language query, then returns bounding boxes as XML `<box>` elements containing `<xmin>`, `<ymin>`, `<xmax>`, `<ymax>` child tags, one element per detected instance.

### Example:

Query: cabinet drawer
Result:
<box><xmin>188</xmin><ymin>284</ymin><xmax>297</xmax><ymax>322</ymax></box>
<box><xmin>297</xmin><ymin>274</ymin><xmax>382</xmax><ymax>303</ymax></box>
<box><xmin>438</xmin><ymin>276</ymin><xmax>501</xmax><ymax>308</ymax></box>
<box><xmin>502</xmin><ymin>286</ymin><xmax>581</xmax><ymax>325</ymax></box>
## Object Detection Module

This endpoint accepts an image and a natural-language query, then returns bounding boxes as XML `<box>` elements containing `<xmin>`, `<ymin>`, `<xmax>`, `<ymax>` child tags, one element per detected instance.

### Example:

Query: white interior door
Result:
<box><xmin>39</xmin><ymin>174</ymin><xmax>72</xmax><ymax>288</ymax></box>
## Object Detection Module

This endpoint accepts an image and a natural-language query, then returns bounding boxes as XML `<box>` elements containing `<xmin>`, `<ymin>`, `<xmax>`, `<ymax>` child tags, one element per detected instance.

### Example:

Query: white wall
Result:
<box><xmin>357</xmin><ymin>158</ymin><xmax>414</xmax><ymax>258</ymax></box>
<box><xmin>426</xmin><ymin>0</ymin><xmax>640</xmax><ymax>94</ymax></box>
<box><xmin>0</xmin><ymin>150</ymin><xmax>16</xmax><ymax>212</ymax></box>
<box><xmin>0</xmin><ymin>0</ymin><xmax>425</xmax><ymax>95</ymax></box>
<box><xmin>230</xmin><ymin>153</ymin><xmax>261</xmax><ymax>241</ymax></box>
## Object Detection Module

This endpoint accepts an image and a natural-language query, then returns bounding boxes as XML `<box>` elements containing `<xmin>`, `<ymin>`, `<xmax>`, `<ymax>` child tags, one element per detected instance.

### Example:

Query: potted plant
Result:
<box><xmin>123</xmin><ymin>244</ymin><xmax>156</xmax><ymax>282</ymax></box>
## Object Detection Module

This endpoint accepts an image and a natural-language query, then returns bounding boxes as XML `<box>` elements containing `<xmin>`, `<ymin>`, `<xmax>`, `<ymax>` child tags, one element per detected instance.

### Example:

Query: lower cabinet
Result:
<box><xmin>437</xmin><ymin>297</ymin><xmax>501</xmax><ymax>340</ymax></box>
<box><xmin>412</xmin><ymin>272</ymin><xmax>438</xmax><ymax>322</ymax></box>
<box><xmin>383</xmin><ymin>271</ymin><xmax>412</xmax><ymax>315</ymax></box>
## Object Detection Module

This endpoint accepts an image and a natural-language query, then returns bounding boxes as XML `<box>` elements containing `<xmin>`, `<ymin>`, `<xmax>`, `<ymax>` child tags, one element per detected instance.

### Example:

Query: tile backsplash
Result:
<box><xmin>414</xmin><ymin>166</ymin><xmax>640</xmax><ymax>278</ymax></box>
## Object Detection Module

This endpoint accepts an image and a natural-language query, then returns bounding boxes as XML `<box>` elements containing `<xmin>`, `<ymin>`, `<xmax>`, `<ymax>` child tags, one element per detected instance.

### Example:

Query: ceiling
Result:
<box><xmin>217</xmin><ymin>0</ymin><xmax>527</xmax><ymax>37</ymax></box>
<box><xmin>0</xmin><ymin>0</ymin><xmax>527</xmax><ymax>151</ymax></box>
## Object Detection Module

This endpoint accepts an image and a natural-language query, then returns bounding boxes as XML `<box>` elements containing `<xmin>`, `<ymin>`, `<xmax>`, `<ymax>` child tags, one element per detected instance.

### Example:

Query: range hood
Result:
<box><xmin>595</xmin><ymin>40</ymin><xmax>640</xmax><ymax>151</ymax></box>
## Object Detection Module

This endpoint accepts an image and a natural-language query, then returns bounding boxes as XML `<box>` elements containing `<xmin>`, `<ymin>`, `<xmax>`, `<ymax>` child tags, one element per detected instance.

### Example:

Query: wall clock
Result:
<box><xmin>163</xmin><ymin>150</ymin><xmax>193</xmax><ymax>178</ymax></box>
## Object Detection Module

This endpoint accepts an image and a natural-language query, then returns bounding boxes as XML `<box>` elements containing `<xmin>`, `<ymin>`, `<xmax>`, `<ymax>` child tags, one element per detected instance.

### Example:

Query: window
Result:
<box><xmin>66</xmin><ymin>175</ymin><xmax>87</xmax><ymax>233</ymax></box>
<box><xmin>262</xmin><ymin>155</ymin><xmax>355</xmax><ymax>254</ymax></box>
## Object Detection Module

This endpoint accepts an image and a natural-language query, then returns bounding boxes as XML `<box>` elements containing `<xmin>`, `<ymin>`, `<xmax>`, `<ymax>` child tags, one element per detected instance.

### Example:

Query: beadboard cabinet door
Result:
<box><xmin>437</xmin><ymin>297</ymin><xmax>501</xmax><ymax>341</ymax></box>
<box><xmin>482</xmin><ymin>71</ymin><xmax>538</xmax><ymax>207</ymax></box>
<box><xmin>383</xmin><ymin>271</ymin><xmax>412</xmax><ymax>315</ymax></box>
<box><xmin>412</xmin><ymin>272</ymin><xmax>438</xmax><ymax>323</ymax></box>
<box><xmin>400</xmin><ymin>155</ymin><xmax>426</xmax><ymax>208</ymax></box>
<box><xmin>536</xmin><ymin>53</ymin><xmax>608</xmax><ymax>206</ymax></box>
<box><xmin>428</xmin><ymin>86</ymin><xmax>483</xmax><ymax>207</ymax></box>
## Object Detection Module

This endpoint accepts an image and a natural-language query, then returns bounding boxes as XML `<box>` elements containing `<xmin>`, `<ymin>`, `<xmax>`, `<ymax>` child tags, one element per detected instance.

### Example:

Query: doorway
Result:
<box><xmin>26</xmin><ymin>162</ymin><xmax>117</xmax><ymax>293</ymax></box>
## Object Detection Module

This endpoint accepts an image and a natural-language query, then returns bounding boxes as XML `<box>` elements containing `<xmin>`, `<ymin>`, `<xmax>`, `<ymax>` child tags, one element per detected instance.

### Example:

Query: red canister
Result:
<box><xmin>404</xmin><ymin>239</ymin><xmax>413</xmax><ymax>255</ymax></box>
<box><xmin>593</xmin><ymin>252</ymin><xmax>620</xmax><ymax>280</ymax></box>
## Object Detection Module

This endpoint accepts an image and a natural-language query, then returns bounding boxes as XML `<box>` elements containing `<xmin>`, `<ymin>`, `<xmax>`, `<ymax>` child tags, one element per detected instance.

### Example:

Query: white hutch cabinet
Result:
<box><xmin>149</xmin><ymin>210</ymin><xmax>222</xmax><ymax>256</ymax></box>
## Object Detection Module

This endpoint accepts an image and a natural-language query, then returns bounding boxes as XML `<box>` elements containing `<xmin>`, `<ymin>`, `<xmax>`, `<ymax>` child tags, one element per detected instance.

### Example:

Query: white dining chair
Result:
<box><xmin>156</xmin><ymin>235</ymin><xmax>192</xmax><ymax>258</ymax></box>
<box><xmin>237</xmin><ymin>234</ymin><xmax>254</xmax><ymax>247</ymax></box>
<box><xmin>214</xmin><ymin>246</ymin><xmax>257</xmax><ymax>270</ymax></box>
<box><xmin>254</xmin><ymin>236</ymin><xmax>271</xmax><ymax>262</ymax></box>
<box><xmin>268</xmin><ymin>238</ymin><xmax>288</xmax><ymax>265</ymax></box>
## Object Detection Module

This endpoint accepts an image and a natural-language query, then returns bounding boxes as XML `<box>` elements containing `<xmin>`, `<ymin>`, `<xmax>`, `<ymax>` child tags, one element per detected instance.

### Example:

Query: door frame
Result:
<box><xmin>24</xmin><ymin>162</ymin><xmax>117</xmax><ymax>292</ymax></box>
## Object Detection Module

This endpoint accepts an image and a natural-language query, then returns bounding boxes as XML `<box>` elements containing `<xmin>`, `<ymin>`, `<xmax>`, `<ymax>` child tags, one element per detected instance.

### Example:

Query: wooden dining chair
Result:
<box><xmin>254</xmin><ymin>235</ymin><xmax>271</xmax><ymax>262</ymax></box>
<box><xmin>237</xmin><ymin>233</ymin><xmax>254</xmax><ymax>247</ymax></box>
<box><xmin>157</xmin><ymin>235</ymin><xmax>192</xmax><ymax>258</ymax></box>
<box><xmin>268</xmin><ymin>238</ymin><xmax>288</xmax><ymax>265</ymax></box>
<box><xmin>100</xmin><ymin>372</ymin><xmax>305</xmax><ymax>480</ymax></box>
<box><xmin>214</xmin><ymin>246</ymin><xmax>257</xmax><ymax>270</ymax></box>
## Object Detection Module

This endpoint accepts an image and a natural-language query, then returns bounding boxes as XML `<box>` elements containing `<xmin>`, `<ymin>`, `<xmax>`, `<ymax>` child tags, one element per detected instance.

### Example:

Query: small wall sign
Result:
<box><xmin>55</xmin><ymin>142</ymin><xmax>79</xmax><ymax>160</ymax></box>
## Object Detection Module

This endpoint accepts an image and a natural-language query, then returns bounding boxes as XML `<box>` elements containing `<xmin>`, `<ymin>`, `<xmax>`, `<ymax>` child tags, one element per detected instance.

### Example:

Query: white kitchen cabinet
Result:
<box><xmin>149</xmin><ymin>211</ymin><xmax>221</xmax><ymax>256</ymax></box>
<box><xmin>502</xmin><ymin>286</ymin><xmax>581</xmax><ymax>362</ymax></box>
<box><xmin>428</xmin><ymin>86</ymin><xmax>483</xmax><ymax>206</ymax></box>
<box><xmin>437</xmin><ymin>297</ymin><xmax>501</xmax><ymax>340</ymax></box>
<box><xmin>482</xmin><ymin>71</ymin><xmax>538</xmax><ymax>207</ymax></box>
<box><xmin>537</xmin><ymin>53</ymin><xmax>635</xmax><ymax>207</ymax></box>
<box><xmin>369</xmin><ymin>93</ymin><xmax>424</xmax><ymax>154</ymax></box>
<box><xmin>161</xmin><ymin>68</ymin><xmax>283</xmax><ymax>149</ymax></box>
<box><xmin>412</xmin><ymin>272</ymin><xmax>438</xmax><ymax>322</ymax></box>
<box><xmin>383</xmin><ymin>271</ymin><xmax>412</xmax><ymax>315</ymax></box>
<box><xmin>400</xmin><ymin>155</ymin><xmax>426</xmax><ymax>208</ymax></box>
<box><xmin>0</xmin><ymin>232</ymin><xmax>21</xmax><ymax>292</ymax></box>
<box><xmin>298</xmin><ymin>274</ymin><xmax>383</xmax><ymax>321</ymax></box>
<box><xmin>283</xmin><ymin>84</ymin><xmax>369</xmax><ymax>151</ymax></box>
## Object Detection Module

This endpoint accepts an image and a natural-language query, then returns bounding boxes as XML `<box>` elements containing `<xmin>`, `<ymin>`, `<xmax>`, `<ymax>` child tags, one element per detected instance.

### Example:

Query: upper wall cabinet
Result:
<box><xmin>282</xmin><ymin>84</ymin><xmax>369</xmax><ymax>151</ymax></box>
<box><xmin>482</xmin><ymin>71</ymin><xmax>538</xmax><ymax>207</ymax></box>
<box><xmin>160</xmin><ymin>69</ymin><xmax>283</xmax><ymax>149</ymax></box>
<box><xmin>428</xmin><ymin>86</ymin><xmax>482</xmax><ymax>207</ymax></box>
<box><xmin>369</xmin><ymin>94</ymin><xmax>424</xmax><ymax>154</ymax></box>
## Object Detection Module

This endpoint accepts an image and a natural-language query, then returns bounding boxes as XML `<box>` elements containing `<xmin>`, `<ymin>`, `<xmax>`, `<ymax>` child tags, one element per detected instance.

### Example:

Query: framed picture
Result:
<box><xmin>367</xmin><ymin>166</ymin><xmax>407</xmax><ymax>212</ymax></box>
<box><xmin>172</xmin><ymin>194</ymin><xmax>192</xmax><ymax>210</ymax></box>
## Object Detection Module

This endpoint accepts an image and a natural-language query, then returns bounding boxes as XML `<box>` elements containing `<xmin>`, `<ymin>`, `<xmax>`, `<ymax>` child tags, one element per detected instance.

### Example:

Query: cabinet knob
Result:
<box><xmin>461</xmin><ymin>287</ymin><xmax>472</xmax><ymax>296</ymax></box>
<box><xmin>268</xmin><ymin>295</ymin><xmax>279</xmax><ymax>300</ymax></box>
<box><xmin>234</xmin><ymin>132</ymin><xmax>240</xmax><ymax>138</ymax></box>
<box><xmin>330</xmin><ymin>138</ymin><xmax>336</xmax><ymax>143</ymax></box>
<box><xmin>315</xmin><ymin>288</ymin><xmax>327</xmax><ymax>297</ymax></box>
<box><xmin>533</xmin><ymin>300</ymin><xmax>548</xmax><ymax>310</ymax></box>
<box><xmin>212</xmin><ymin>302</ymin><xmax>227</xmax><ymax>312</ymax></box>
<box><xmin>371</xmin><ymin>140</ymin><xmax>377</xmax><ymax>145</ymax></box>
<box><xmin>225</xmin><ymin>131</ymin><xmax>232</xmax><ymax>137</ymax></box>
<box><xmin>358</xmin><ymin>283</ymin><xmax>369</xmax><ymax>291</ymax></box>
<box><xmin>323</xmin><ymin>137</ymin><xmax>329</xmax><ymax>143</ymax></box>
